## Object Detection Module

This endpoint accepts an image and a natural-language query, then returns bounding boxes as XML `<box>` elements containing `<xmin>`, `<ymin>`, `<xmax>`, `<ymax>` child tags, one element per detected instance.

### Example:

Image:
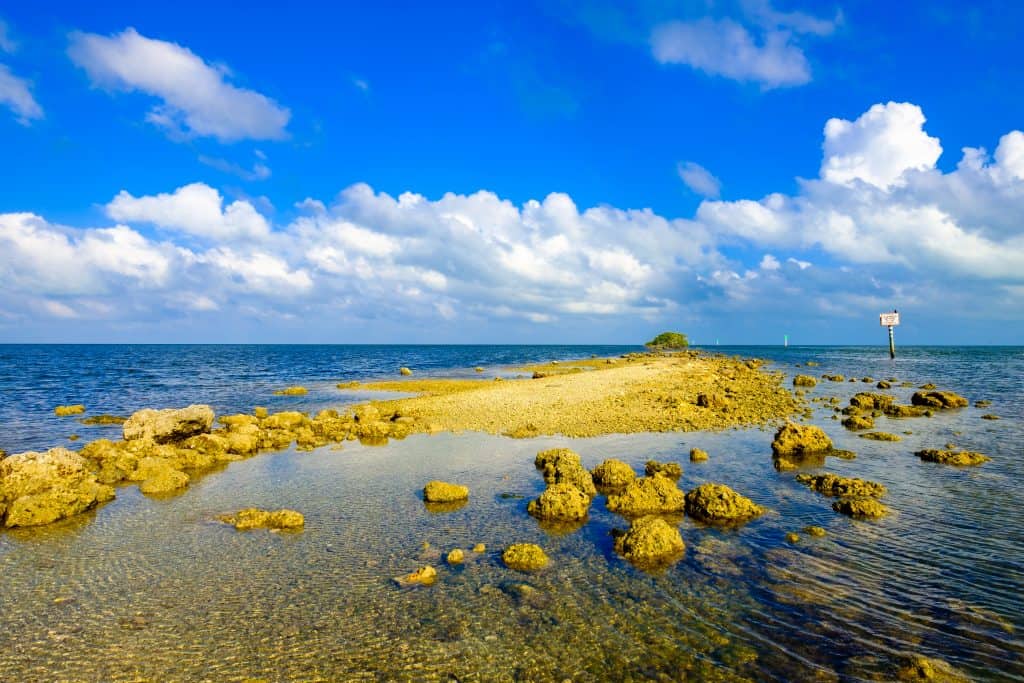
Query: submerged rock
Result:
<box><xmin>793</xmin><ymin>375</ymin><xmax>817</xmax><ymax>387</ymax></box>
<box><xmin>915</xmin><ymin>449</ymin><xmax>990</xmax><ymax>466</ymax></box>
<box><xmin>135</xmin><ymin>457</ymin><xmax>189</xmax><ymax>494</ymax></box>
<box><xmin>860</xmin><ymin>431</ymin><xmax>901</xmax><ymax>441</ymax></box>
<box><xmin>273</xmin><ymin>386</ymin><xmax>308</xmax><ymax>396</ymax></box>
<box><xmin>399</xmin><ymin>367</ymin><xmax>413</xmax><ymax>376</ymax></box>
<box><xmin>832</xmin><ymin>497</ymin><xmax>889</xmax><ymax>518</ymax></box>
<box><xmin>527</xmin><ymin>483</ymin><xmax>590</xmax><ymax>521</ymax></box>
<box><xmin>850</xmin><ymin>392</ymin><xmax>895</xmax><ymax>411</ymax></box>
<box><xmin>218</xmin><ymin>508</ymin><xmax>304</xmax><ymax>530</ymax></box>
<box><xmin>785</xmin><ymin>532</ymin><xmax>800</xmax><ymax>543</ymax></box>
<box><xmin>804</xmin><ymin>525</ymin><xmax>826</xmax><ymax>537</ymax></box>
<box><xmin>822</xmin><ymin>374</ymin><xmax>845</xmax><ymax>382</ymax></box>
<box><xmin>842</xmin><ymin>414</ymin><xmax>874</xmax><ymax>431</ymax></box>
<box><xmin>684</xmin><ymin>483</ymin><xmax>764</xmax><ymax>523</ymax></box>
<box><xmin>795</xmin><ymin>473</ymin><xmax>886</xmax><ymax>498</ymax></box>
<box><xmin>771</xmin><ymin>422</ymin><xmax>833</xmax><ymax>457</ymax></box>
<box><xmin>123</xmin><ymin>405</ymin><xmax>215</xmax><ymax>443</ymax></box>
<box><xmin>911</xmin><ymin>391</ymin><xmax>968</xmax><ymax>409</ymax></box>
<box><xmin>974</xmin><ymin>399</ymin><xmax>992</xmax><ymax>408</ymax></box>
<box><xmin>606</xmin><ymin>475</ymin><xmax>686</xmax><ymax>516</ymax></box>
<box><xmin>472</xmin><ymin>543</ymin><xmax>486</xmax><ymax>553</ymax></box>
<box><xmin>502</xmin><ymin>543</ymin><xmax>549</xmax><ymax>571</ymax></box>
<box><xmin>612</xmin><ymin>516</ymin><xmax>685</xmax><ymax>568</ymax></box>
<box><xmin>644</xmin><ymin>459</ymin><xmax>683</xmax><ymax>480</ymax></box>
<box><xmin>590</xmin><ymin>458</ymin><xmax>636</xmax><ymax>489</ymax></box>
<box><xmin>394</xmin><ymin>565</ymin><xmax>437</xmax><ymax>587</ymax></box>
<box><xmin>446</xmin><ymin>549</ymin><xmax>465</xmax><ymax>565</ymax></box>
<box><xmin>689</xmin><ymin>447</ymin><xmax>709</xmax><ymax>463</ymax></box>
<box><xmin>980</xmin><ymin>414</ymin><xmax>1000</xmax><ymax>420</ymax></box>
<box><xmin>876</xmin><ymin>380</ymin><xmax>892</xmax><ymax>389</ymax></box>
<box><xmin>423</xmin><ymin>480</ymin><xmax>470</xmax><ymax>503</ymax></box>
<box><xmin>54</xmin><ymin>405</ymin><xmax>86</xmax><ymax>416</ymax></box>
<box><xmin>79</xmin><ymin>414</ymin><xmax>127</xmax><ymax>425</ymax></box>
<box><xmin>896</xmin><ymin>655</ymin><xmax>971</xmax><ymax>682</ymax></box>
<box><xmin>885</xmin><ymin>404</ymin><xmax>930</xmax><ymax>418</ymax></box>
<box><xmin>0</xmin><ymin>447</ymin><xmax>115</xmax><ymax>527</ymax></box>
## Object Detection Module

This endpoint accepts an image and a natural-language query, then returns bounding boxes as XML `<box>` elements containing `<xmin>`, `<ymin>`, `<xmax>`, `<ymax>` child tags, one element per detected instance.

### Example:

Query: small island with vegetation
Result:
<box><xmin>645</xmin><ymin>331</ymin><xmax>689</xmax><ymax>350</ymax></box>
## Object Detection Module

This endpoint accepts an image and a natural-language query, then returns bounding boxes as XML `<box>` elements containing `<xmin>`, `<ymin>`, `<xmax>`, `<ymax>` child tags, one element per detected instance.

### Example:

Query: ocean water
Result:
<box><xmin>0</xmin><ymin>344</ymin><xmax>1021</xmax><ymax>682</ymax></box>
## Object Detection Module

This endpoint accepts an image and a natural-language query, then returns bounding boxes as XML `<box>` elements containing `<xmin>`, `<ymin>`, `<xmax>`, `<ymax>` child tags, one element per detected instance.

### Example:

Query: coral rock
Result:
<box><xmin>0</xmin><ymin>447</ymin><xmax>115</xmax><ymax>527</ymax></box>
<box><xmin>771</xmin><ymin>422</ymin><xmax>833</xmax><ymax>457</ymax></box>
<box><xmin>684</xmin><ymin>483</ymin><xmax>764</xmax><ymax>523</ymax></box>
<box><xmin>689</xmin><ymin>448</ymin><xmax>709</xmax><ymax>463</ymax></box>
<box><xmin>911</xmin><ymin>391</ymin><xmax>968</xmax><ymax>409</ymax></box>
<box><xmin>54</xmin><ymin>405</ymin><xmax>86</xmax><ymax>416</ymax></box>
<box><xmin>123</xmin><ymin>405</ymin><xmax>215</xmax><ymax>443</ymax></box>
<box><xmin>613</xmin><ymin>516</ymin><xmax>685</xmax><ymax>567</ymax></box>
<box><xmin>423</xmin><ymin>480</ymin><xmax>469</xmax><ymax>503</ymax></box>
<box><xmin>606</xmin><ymin>475</ymin><xmax>685</xmax><ymax>516</ymax></box>
<box><xmin>502</xmin><ymin>543</ymin><xmax>549</xmax><ymax>571</ymax></box>
<box><xmin>590</xmin><ymin>459</ymin><xmax>636</xmax><ymax>488</ymax></box>
<box><xmin>219</xmin><ymin>508</ymin><xmax>304</xmax><ymax>530</ymax></box>
<box><xmin>795</xmin><ymin>473</ymin><xmax>886</xmax><ymax>498</ymax></box>
<box><xmin>915</xmin><ymin>449</ymin><xmax>989</xmax><ymax>466</ymax></box>
<box><xmin>644</xmin><ymin>460</ymin><xmax>683</xmax><ymax>480</ymax></box>
<box><xmin>527</xmin><ymin>482</ymin><xmax>590</xmax><ymax>521</ymax></box>
<box><xmin>793</xmin><ymin>375</ymin><xmax>817</xmax><ymax>387</ymax></box>
<box><xmin>832</xmin><ymin>497</ymin><xmax>889</xmax><ymax>518</ymax></box>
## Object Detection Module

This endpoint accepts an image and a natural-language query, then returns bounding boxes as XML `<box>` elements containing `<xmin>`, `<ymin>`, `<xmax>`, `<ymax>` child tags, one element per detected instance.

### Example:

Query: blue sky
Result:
<box><xmin>1</xmin><ymin>1</ymin><xmax>1022</xmax><ymax>344</ymax></box>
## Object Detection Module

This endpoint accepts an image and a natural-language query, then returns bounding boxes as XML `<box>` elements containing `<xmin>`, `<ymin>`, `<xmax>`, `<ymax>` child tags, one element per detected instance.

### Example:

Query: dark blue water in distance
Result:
<box><xmin>0</xmin><ymin>344</ymin><xmax>1021</xmax><ymax>681</ymax></box>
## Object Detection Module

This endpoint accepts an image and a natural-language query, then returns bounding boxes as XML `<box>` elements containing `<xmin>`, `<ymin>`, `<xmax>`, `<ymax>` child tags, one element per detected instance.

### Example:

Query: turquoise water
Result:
<box><xmin>0</xmin><ymin>345</ymin><xmax>1021</xmax><ymax>681</ymax></box>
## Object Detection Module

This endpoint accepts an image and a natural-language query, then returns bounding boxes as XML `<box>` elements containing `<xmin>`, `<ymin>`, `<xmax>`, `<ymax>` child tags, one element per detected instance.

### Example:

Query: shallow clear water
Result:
<box><xmin>0</xmin><ymin>345</ymin><xmax>1022</xmax><ymax>681</ymax></box>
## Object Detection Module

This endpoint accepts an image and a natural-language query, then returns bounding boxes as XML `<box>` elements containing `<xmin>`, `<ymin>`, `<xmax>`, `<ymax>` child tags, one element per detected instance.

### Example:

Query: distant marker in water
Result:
<box><xmin>879</xmin><ymin>309</ymin><xmax>900</xmax><ymax>359</ymax></box>
<box><xmin>784</xmin><ymin>334</ymin><xmax>788</xmax><ymax>348</ymax></box>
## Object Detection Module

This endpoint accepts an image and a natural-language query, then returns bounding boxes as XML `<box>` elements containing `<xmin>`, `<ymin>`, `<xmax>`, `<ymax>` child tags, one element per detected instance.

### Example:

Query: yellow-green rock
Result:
<box><xmin>446</xmin><ymin>549</ymin><xmax>464</xmax><ymax>565</ymax></box>
<box><xmin>689</xmin><ymin>447</ymin><xmax>709</xmax><ymax>463</ymax></box>
<box><xmin>896</xmin><ymin>655</ymin><xmax>970</xmax><ymax>682</ymax></box>
<box><xmin>785</xmin><ymin>532</ymin><xmax>800</xmax><ymax>543</ymax></box>
<box><xmin>644</xmin><ymin>459</ymin><xmax>682</xmax><ymax>480</ymax></box>
<box><xmin>123</xmin><ymin>405</ymin><xmax>215</xmax><ymax>443</ymax></box>
<box><xmin>394</xmin><ymin>565</ymin><xmax>437</xmax><ymax>587</ymax></box>
<box><xmin>423</xmin><ymin>480</ymin><xmax>469</xmax><ymax>502</ymax></box>
<box><xmin>273</xmin><ymin>386</ymin><xmax>308</xmax><ymax>396</ymax></box>
<box><xmin>472</xmin><ymin>543</ymin><xmax>486</xmax><ymax>553</ymax></box>
<box><xmin>540</xmin><ymin>450</ymin><xmax>596</xmax><ymax>497</ymax></box>
<box><xmin>606</xmin><ymin>475</ymin><xmax>686</xmax><ymax>516</ymax></box>
<box><xmin>804</xmin><ymin>525</ymin><xmax>826</xmax><ymax>537</ymax></box>
<box><xmin>915</xmin><ymin>449</ymin><xmax>989</xmax><ymax>466</ymax></box>
<box><xmin>54</xmin><ymin>404</ymin><xmax>86</xmax><ymax>416</ymax></box>
<box><xmin>527</xmin><ymin>482</ymin><xmax>590</xmax><ymax>521</ymax></box>
<box><xmin>219</xmin><ymin>508</ymin><xmax>304</xmax><ymax>530</ymax></box>
<box><xmin>399</xmin><ymin>367</ymin><xmax>413</xmax><ymax>376</ymax></box>
<box><xmin>0</xmin><ymin>447</ymin><xmax>115</xmax><ymax>527</ymax></box>
<box><xmin>771</xmin><ymin>422</ymin><xmax>833</xmax><ymax>457</ymax></box>
<box><xmin>793</xmin><ymin>375</ymin><xmax>817</xmax><ymax>387</ymax></box>
<box><xmin>795</xmin><ymin>473</ymin><xmax>886</xmax><ymax>498</ymax></box>
<box><xmin>613</xmin><ymin>516</ymin><xmax>685</xmax><ymax>567</ymax></box>
<box><xmin>911</xmin><ymin>390</ymin><xmax>968</xmax><ymax>409</ymax></box>
<box><xmin>832</xmin><ymin>497</ymin><xmax>889</xmax><ymax>518</ymax></box>
<box><xmin>684</xmin><ymin>483</ymin><xmax>764</xmax><ymax>523</ymax></box>
<box><xmin>590</xmin><ymin>459</ymin><xmax>636</xmax><ymax>488</ymax></box>
<box><xmin>860</xmin><ymin>431</ymin><xmax>901</xmax><ymax>441</ymax></box>
<box><xmin>502</xmin><ymin>543</ymin><xmax>549</xmax><ymax>571</ymax></box>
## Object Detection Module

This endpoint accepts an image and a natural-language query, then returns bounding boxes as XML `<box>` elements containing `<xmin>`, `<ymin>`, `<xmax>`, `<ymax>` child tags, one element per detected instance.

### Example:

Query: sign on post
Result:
<box><xmin>879</xmin><ymin>312</ymin><xmax>900</xmax><ymax>327</ymax></box>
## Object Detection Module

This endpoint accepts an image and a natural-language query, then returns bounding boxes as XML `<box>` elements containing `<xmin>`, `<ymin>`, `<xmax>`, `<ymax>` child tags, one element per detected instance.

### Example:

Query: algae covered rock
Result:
<box><xmin>0</xmin><ymin>447</ymin><xmax>115</xmax><ymax>527</ymax></box>
<box><xmin>885</xmin><ymin>403</ymin><xmax>930</xmax><ymax>418</ymax></box>
<box><xmin>795</xmin><ymin>473</ymin><xmax>886</xmax><ymax>498</ymax></box>
<box><xmin>502</xmin><ymin>543</ymin><xmax>549</xmax><ymax>571</ymax></box>
<box><xmin>527</xmin><ymin>483</ymin><xmax>590</xmax><ymax>521</ymax></box>
<box><xmin>911</xmin><ymin>391</ymin><xmax>968</xmax><ymax>409</ymax></box>
<box><xmin>606</xmin><ymin>475</ymin><xmax>685</xmax><ymax>516</ymax></box>
<box><xmin>860</xmin><ymin>431</ymin><xmax>901</xmax><ymax>441</ymax></box>
<box><xmin>394</xmin><ymin>565</ymin><xmax>437</xmax><ymax>587</ymax></box>
<box><xmin>446</xmin><ymin>548</ymin><xmax>464</xmax><ymax>565</ymax></box>
<box><xmin>850</xmin><ymin>392</ymin><xmax>894</xmax><ymax>411</ymax></box>
<box><xmin>804</xmin><ymin>525</ymin><xmax>826</xmax><ymax>537</ymax></box>
<box><xmin>133</xmin><ymin>457</ymin><xmax>189</xmax><ymax>494</ymax></box>
<box><xmin>613</xmin><ymin>516</ymin><xmax>685</xmax><ymax>568</ymax></box>
<box><xmin>689</xmin><ymin>447</ymin><xmax>709</xmax><ymax>463</ymax></box>
<box><xmin>590</xmin><ymin>459</ymin><xmax>636</xmax><ymax>489</ymax></box>
<box><xmin>842</xmin><ymin>414</ymin><xmax>874</xmax><ymax>431</ymax></box>
<box><xmin>644</xmin><ymin>459</ymin><xmax>683</xmax><ymax>480</ymax></box>
<box><xmin>399</xmin><ymin>367</ymin><xmax>413</xmax><ymax>376</ymax></box>
<box><xmin>684</xmin><ymin>483</ymin><xmax>764</xmax><ymax>523</ymax></box>
<box><xmin>771</xmin><ymin>422</ymin><xmax>833</xmax><ymax>457</ymax></box>
<box><xmin>123</xmin><ymin>405</ymin><xmax>215</xmax><ymax>443</ymax></box>
<box><xmin>273</xmin><ymin>386</ymin><xmax>308</xmax><ymax>396</ymax></box>
<box><xmin>423</xmin><ymin>480</ymin><xmax>469</xmax><ymax>503</ymax></box>
<box><xmin>534</xmin><ymin>447</ymin><xmax>576</xmax><ymax>470</ymax></box>
<box><xmin>832</xmin><ymin>497</ymin><xmax>889</xmax><ymax>518</ymax></box>
<box><xmin>219</xmin><ymin>508</ymin><xmax>304</xmax><ymax>530</ymax></box>
<box><xmin>793</xmin><ymin>375</ymin><xmax>817</xmax><ymax>387</ymax></box>
<box><xmin>54</xmin><ymin>404</ymin><xmax>86</xmax><ymax>416</ymax></box>
<box><xmin>896</xmin><ymin>654</ymin><xmax>971</xmax><ymax>682</ymax></box>
<box><xmin>915</xmin><ymin>449</ymin><xmax>989</xmax><ymax>466</ymax></box>
<box><xmin>79</xmin><ymin>414</ymin><xmax>127</xmax><ymax>425</ymax></box>
<box><xmin>539</xmin><ymin>450</ymin><xmax>596</xmax><ymax>498</ymax></box>
<box><xmin>822</xmin><ymin>374</ymin><xmax>845</xmax><ymax>382</ymax></box>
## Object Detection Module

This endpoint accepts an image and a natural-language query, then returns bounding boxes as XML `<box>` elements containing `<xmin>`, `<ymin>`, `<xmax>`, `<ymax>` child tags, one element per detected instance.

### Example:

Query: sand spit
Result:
<box><xmin>357</xmin><ymin>352</ymin><xmax>798</xmax><ymax>438</ymax></box>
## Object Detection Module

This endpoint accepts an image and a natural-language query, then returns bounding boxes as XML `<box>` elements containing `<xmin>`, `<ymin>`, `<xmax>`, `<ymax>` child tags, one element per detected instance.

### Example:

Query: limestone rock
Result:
<box><xmin>502</xmin><ymin>543</ymin><xmax>549</xmax><ymax>571</ymax></box>
<box><xmin>644</xmin><ymin>460</ymin><xmax>682</xmax><ymax>480</ymax></box>
<box><xmin>527</xmin><ymin>482</ymin><xmax>590</xmax><ymax>521</ymax></box>
<box><xmin>896</xmin><ymin>655</ymin><xmax>971</xmax><ymax>682</ymax></box>
<box><xmin>832</xmin><ymin>497</ymin><xmax>889</xmax><ymax>518</ymax></box>
<box><xmin>804</xmin><ymin>525</ymin><xmax>826</xmax><ymax>537</ymax></box>
<box><xmin>689</xmin><ymin>447</ymin><xmax>709</xmax><ymax>463</ymax></box>
<box><xmin>540</xmin><ymin>450</ymin><xmax>596</xmax><ymax>498</ymax></box>
<box><xmin>133</xmin><ymin>457</ymin><xmax>189</xmax><ymax>494</ymax></box>
<box><xmin>850</xmin><ymin>392</ymin><xmax>895</xmax><ymax>410</ymax></box>
<box><xmin>219</xmin><ymin>508</ymin><xmax>304</xmax><ymax>530</ymax></box>
<box><xmin>613</xmin><ymin>516</ymin><xmax>685</xmax><ymax>567</ymax></box>
<box><xmin>0</xmin><ymin>448</ymin><xmax>115</xmax><ymax>527</ymax></box>
<box><xmin>860</xmin><ymin>431</ymin><xmax>901</xmax><ymax>441</ymax></box>
<box><xmin>795</xmin><ymin>473</ymin><xmax>886</xmax><ymax>498</ymax></box>
<box><xmin>793</xmin><ymin>375</ymin><xmax>817</xmax><ymax>387</ymax></box>
<box><xmin>399</xmin><ymin>367</ymin><xmax>413</xmax><ymax>376</ymax></box>
<box><xmin>54</xmin><ymin>405</ymin><xmax>85</xmax><ymax>416</ymax></box>
<box><xmin>684</xmin><ymin>483</ymin><xmax>764</xmax><ymax>523</ymax></box>
<box><xmin>885</xmin><ymin>404</ymin><xmax>930</xmax><ymax>418</ymax></box>
<box><xmin>590</xmin><ymin>459</ymin><xmax>636</xmax><ymax>489</ymax></box>
<box><xmin>123</xmin><ymin>405</ymin><xmax>215</xmax><ymax>443</ymax></box>
<box><xmin>273</xmin><ymin>386</ymin><xmax>308</xmax><ymax>396</ymax></box>
<box><xmin>915</xmin><ymin>449</ymin><xmax>989</xmax><ymax>466</ymax></box>
<box><xmin>447</xmin><ymin>549</ymin><xmax>464</xmax><ymax>565</ymax></box>
<box><xmin>911</xmin><ymin>391</ymin><xmax>968</xmax><ymax>409</ymax></box>
<box><xmin>423</xmin><ymin>480</ymin><xmax>469</xmax><ymax>502</ymax></box>
<box><xmin>771</xmin><ymin>422</ymin><xmax>833</xmax><ymax>458</ymax></box>
<box><xmin>842</xmin><ymin>414</ymin><xmax>874</xmax><ymax>431</ymax></box>
<box><xmin>79</xmin><ymin>414</ymin><xmax>126</xmax><ymax>425</ymax></box>
<box><xmin>606</xmin><ymin>475</ymin><xmax>685</xmax><ymax>516</ymax></box>
<box><xmin>394</xmin><ymin>565</ymin><xmax>436</xmax><ymax>587</ymax></box>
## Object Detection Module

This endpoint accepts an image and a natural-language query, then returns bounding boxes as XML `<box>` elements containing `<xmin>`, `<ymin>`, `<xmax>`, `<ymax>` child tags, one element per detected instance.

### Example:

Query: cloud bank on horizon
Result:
<box><xmin>0</xmin><ymin>4</ymin><xmax>1022</xmax><ymax>343</ymax></box>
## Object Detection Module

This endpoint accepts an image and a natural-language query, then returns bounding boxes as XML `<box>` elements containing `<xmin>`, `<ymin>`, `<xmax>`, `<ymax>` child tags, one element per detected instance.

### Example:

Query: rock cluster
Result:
<box><xmin>793</xmin><ymin>375</ymin><xmax>817</xmax><ymax>387</ymax></box>
<box><xmin>0</xmin><ymin>448</ymin><xmax>115</xmax><ymax>527</ymax></box>
<box><xmin>683</xmin><ymin>483</ymin><xmax>764</xmax><ymax>523</ymax></box>
<box><xmin>612</xmin><ymin>516</ymin><xmax>685</xmax><ymax>567</ymax></box>
<box><xmin>911</xmin><ymin>391</ymin><xmax>968</xmax><ymax>409</ymax></box>
<box><xmin>644</xmin><ymin>459</ymin><xmax>682</xmax><ymax>480</ymax></box>
<box><xmin>849</xmin><ymin>392</ymin><xmax>894</xmax><ymax>411</ymax></box>
<box><xmin>536</xmin><ymin>448</ymin><xmax>596</xmax><ymax>498</ymax></box>
<box><xmin>795</xmin><ymin>473</ymin><xmax>886</xmax><ymax>498</ymax></box>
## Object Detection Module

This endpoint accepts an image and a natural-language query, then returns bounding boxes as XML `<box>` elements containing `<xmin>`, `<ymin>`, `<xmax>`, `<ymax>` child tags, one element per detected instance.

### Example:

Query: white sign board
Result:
<box><xmin>879</xmin><ymin>312</ymin><xmax>900</xmax><ymax>327</ymax></box>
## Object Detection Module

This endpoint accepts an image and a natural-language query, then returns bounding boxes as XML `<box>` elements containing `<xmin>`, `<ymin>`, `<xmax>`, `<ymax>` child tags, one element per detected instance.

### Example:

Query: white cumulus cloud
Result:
<box><xmin>106</xmin><ymin>183</ymin><xmax>271</xmax><ymax>241</ymax></box>
<box><xmin>678</xmin><ymin>161</ymin><xmax>722</xmax><ymax>198</ymax></box>
<box><xmin>68</xmin><ymin>27</ymin><xmax>290</xmax><ymax>141</ymax></box>
<box><xmin>0</xmin><ymin>63</ymin><xmax>43</xmax><ymax>124</ymax></box>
